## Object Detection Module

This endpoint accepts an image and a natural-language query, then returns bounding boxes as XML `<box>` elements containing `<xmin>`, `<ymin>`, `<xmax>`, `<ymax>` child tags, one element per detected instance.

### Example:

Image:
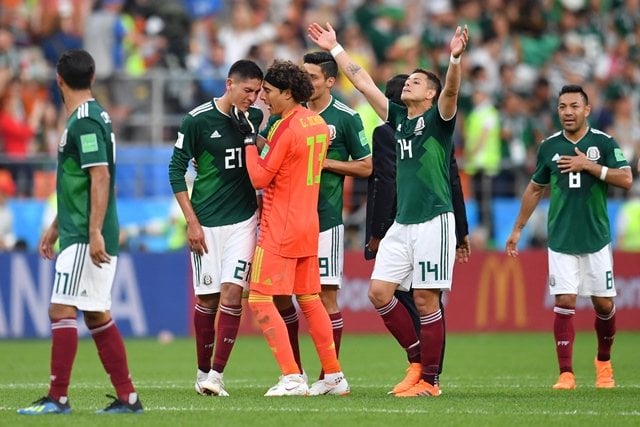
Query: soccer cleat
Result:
<box><xmin>264</xmin><ymin>374</ymin><xmax>309</xmax><ymax>396</ymax></box>
<box><xmin>390</xmin><ymin>362</ymin><xmax>421</xmax><ymax>394</ymax></box>
<box><xmin>17</xmin><ymin>396</ymin><xmax>71</xmax><ymax>415</ymax></box>
<box><xmin>552</xmin><ymin>372</ymin><xmax>576</xmax><ymax>390</ymax></box>
<box><xmin>395</xmin><ymin>379</ymin><xmax>441</xmax><ymax>397</ymax></box>
<box><xmin>96</xmin><ymin>394</ymin><xmax>144</xmax><ymax>414</ymax></box>
<box><xmin>204</xmin><ymin>370</ymin><xmax>229</xmax><ymax>396</ymax></box>
<box><xmin>309</xmin><ymin>374</ymin><xmax>350</xmax><ymax>396</ymax></box>
<box><xmin>595</xmin><ymin>359</ymin><xmax>615</xmax><ymax>388</ymax></box>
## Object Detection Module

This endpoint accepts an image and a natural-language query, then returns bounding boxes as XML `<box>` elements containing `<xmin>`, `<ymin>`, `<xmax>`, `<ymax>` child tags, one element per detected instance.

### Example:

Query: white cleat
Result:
<box><xmin>195</xmin><ymin>369</ymin><xmax>229</xmax><ymax>396</ymax></box>
<box><xmin>309</xmin><ymin>373</ymin><xmax>350</xmax><ymax>396</ymax></box>
<box><xmin>264</xmin><ymin>374</ymin><xmax>309</xmax><ymax>397</ymax></box>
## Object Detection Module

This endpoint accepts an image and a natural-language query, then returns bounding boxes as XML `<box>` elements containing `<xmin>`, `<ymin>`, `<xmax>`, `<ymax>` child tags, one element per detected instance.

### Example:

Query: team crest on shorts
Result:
<box><xmin>202</xmin><ymin>273</ymin><xmax>213</xmax><ymax>286</ymax></box>
<box><xmin>548</xmin><ymin>275</ymin><xmax>556</xmax><ymax>287</ymax></box>
<box><xmin>585</xmin><ymin>146</ymin><xmax>601</xmax><ymax>161</ymax></box>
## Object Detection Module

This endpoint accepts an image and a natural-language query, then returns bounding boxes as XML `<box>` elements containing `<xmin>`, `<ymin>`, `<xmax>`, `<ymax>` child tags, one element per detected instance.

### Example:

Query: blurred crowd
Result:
<box><xmin>0</xmin><ymin>0</ymin><xmax>639</xmax><ymax>250</ymax></box>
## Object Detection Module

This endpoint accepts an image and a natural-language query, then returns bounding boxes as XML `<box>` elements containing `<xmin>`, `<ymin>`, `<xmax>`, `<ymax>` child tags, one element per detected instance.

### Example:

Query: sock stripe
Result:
<box><xmin>89</xmin><ymin>319</ymin><xmax>114</xmax><ymax>335</ymax></box>
<box><xmin>554</xmin><ymin>306</ymin><xmax>575</xmax><ymax>316</ymax></box>
<box><xmin>281</xmin><ymin>311</ymin><xmax>299</xmax><ymax>324</ymax></box>
<box><xmin>195</xmin><ymin>304</ymin><xmax>217</xmax><ymax>315</ymax></box>
<box><xmin>331</xmin><ymin>318</ymin><xmax>344</xmax><ymax>329</ymax></box>
<box><xmin>376</xmin><ymin>296</ymin><xmax>398</xmax><ymax>316</ymax></box>
<box><xmin>596</xmin><ymin>305</ymin><xmax>616</xmax><ymax>321</ymax></box>
<box><xmin>297</xmin><ymin>294</ymin><xmax>319</xmax><ymax>303</ymax></box>
<box><xmin>420</xmin><ymin>309</ymin><xmax>442</xmax><ymax>325</ymax></box>
<box><xmin>51</xmin><ymin>318</ymin><xmax>78</xmax><ymax>330</ymax></box>
<box><xmin>219</xmin><ymin>304</ymin><xmax>242</xmax><ymax>317</ymax></box>
<box><xmin>248</xmin><ymin>293</ymin><xmax>273</xmax><ymax>303</ymax></box>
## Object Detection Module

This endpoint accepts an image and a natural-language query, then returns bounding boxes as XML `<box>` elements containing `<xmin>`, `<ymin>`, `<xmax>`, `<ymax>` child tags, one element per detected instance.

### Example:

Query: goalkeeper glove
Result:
<box><xmin>230</xmin><ymin>105</ymin><xmax>257</xmax><ymax>145</ymax></box>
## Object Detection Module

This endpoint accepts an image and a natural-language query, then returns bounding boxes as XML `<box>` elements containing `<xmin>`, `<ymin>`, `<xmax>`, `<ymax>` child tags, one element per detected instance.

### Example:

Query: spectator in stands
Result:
<box><xmin>463</xmin><ymin>83</ymin><xmax>501</xmax><ymax>247</ymax></box>
<box><xmin>0</xmin><ymin>174</ymin><xmax>16</xmax><ymax>251</ymax></box>
<box><xmin>0</xmin><ymin>77</ymin><xmax>46</xmax><ymax>197</ymax></box>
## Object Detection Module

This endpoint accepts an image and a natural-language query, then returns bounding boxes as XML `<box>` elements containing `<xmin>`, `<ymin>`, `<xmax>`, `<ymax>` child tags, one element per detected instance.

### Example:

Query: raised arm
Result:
<box><xmin>308</xmin><ymin>22</ymin><xmax>389</xmax><ymax>121</ymax></box>
<box><xmin>438</xmin><ymin>25</ymin><xmax>469</xmax><ymax>120</ymax></box>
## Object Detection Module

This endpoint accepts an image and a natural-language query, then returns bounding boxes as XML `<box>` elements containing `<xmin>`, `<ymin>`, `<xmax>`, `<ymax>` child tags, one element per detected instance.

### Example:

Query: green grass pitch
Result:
<box><xmin>1</xmin><ymin>332</ymin><xmax>638</xmax><ymax>426</ymax></box>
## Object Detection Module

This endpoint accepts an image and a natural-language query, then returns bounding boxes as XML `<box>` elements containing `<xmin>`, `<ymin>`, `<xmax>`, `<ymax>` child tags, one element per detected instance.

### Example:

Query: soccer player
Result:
<box><xmin>309</xmin><ymin>22</ymin><xmax>468</xmax><ymax>397</ymax></box>
<box><xmin>168</xmin><ymin>60</ymin><xmax>264</xmax><ymax>397</ymax></box>
<box><xmin>365</xmin><ymin>74</ymin><xmax>471</xmax><ymax>386</ymax></box>
<box><xmin>506</xmin><ymin>85</ymin><xmax>632</xmax><ymax>390</ymax></box>
<box><xmin>243</xmin><ymin>60</ymin><xmax>349</xmax><ymax>396</ymax></box>
<box><xmin>271</xmin><ymin>51</ymin><xmax>372</xmax><ymax>386</ymax></box>
<box><xmin>18</xmin><ymin>49</ymin><xmax>143</xmax><ymax>415</ymax></box>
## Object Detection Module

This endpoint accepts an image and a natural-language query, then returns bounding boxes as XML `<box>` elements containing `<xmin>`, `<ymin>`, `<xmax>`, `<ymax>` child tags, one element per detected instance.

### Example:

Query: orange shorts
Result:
<box><xmin>250</xmin><ymin>246</ymin><xmax>320</xmax><ymax>296</ymax></box>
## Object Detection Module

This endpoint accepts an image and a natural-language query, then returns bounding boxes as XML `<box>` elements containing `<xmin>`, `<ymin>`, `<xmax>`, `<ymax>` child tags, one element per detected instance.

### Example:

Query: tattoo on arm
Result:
<box><xmin>346</xmin><ymin>62</ymin><xmax>361</xmax><ymax>76</ymax></box>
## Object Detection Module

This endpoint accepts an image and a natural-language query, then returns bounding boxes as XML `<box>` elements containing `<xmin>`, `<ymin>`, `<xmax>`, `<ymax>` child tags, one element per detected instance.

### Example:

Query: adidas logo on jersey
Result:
<box><xmin>210</xmin><ymin>130</ymin><xmax>221</xmax><ymax>138</ymax></box>
<box><xmin>552</xmin><ymin>153</ymin><xmax>561</xmax><ymax>162</ymax></box>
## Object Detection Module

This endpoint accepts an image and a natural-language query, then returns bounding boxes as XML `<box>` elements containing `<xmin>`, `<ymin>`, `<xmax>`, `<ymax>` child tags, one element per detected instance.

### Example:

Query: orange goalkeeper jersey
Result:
<box><xmin>246</xmin><ymin>105</ymin><xmax>329</xmax><ymax>257</ymax></box>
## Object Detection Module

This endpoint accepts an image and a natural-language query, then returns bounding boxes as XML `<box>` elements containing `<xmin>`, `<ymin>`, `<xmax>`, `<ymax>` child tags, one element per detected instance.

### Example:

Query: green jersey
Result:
<box><xmin>386</xmin><ymin>101</ymin><xmax>455</xmax><ymax>224</ymax></box>
<box><xmin>57</xmin><ymin>99</ymin><xmax>119</xmax><ymax>255</ymax></box>
<box><xmin>532</xmin><ymin>127</ymin><xmax>629</xmax><ymax>254</ymax></box>
<box><xmin>315</xmin><ymin>97</ymin><xmax>371</xmax><ymax>231</ymax></box>
<box><xmin>169</xmin><ymin>100</ymin><xmax>262</xmax><ymax>227</ymax></box>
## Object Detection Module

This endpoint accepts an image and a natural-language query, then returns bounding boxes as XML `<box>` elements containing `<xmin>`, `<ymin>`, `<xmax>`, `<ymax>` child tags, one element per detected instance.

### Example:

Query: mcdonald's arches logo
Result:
<box><xmin>476</xmin><ymin>255</ymin><xmax>527</xmax><ymax>328</ymax></box>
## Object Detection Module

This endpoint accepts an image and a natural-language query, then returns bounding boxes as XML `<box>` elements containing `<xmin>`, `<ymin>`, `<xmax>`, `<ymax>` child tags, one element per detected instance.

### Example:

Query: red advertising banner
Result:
<box><xmin>238</xmin><ymin>250</ymin><xmax>640</xmax><ymax>333</ymax></box>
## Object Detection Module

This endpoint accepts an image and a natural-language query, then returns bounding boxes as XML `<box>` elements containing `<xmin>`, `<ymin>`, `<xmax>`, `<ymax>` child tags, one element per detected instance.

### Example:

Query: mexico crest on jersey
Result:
<box><xmin>585</xmin><ymin>146</ymin><xmax>600</xmax><ymax>161</ymax></box>
<box><xmin>414</xmin><ymin>117</ymin><xmax>425</xmax><ymax>134</ymax></box>
<box><xmin>328</xmin><ymin>124</ymin><xmax>336</xmax><ymax>143</ymax></box>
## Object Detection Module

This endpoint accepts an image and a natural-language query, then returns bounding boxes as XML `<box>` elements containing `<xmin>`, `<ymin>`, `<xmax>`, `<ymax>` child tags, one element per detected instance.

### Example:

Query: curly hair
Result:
<box><xmin>264</xmin><ymin>60</ymin><xmax>313</xmax><ymax>103</ymax></box>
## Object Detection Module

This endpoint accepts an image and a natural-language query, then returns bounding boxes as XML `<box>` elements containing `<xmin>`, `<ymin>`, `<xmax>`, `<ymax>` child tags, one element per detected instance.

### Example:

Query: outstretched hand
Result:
<box><xmin>308</xmin><ymin>22</ymin><xmax>338</xmax><ymax>50</ymax></box>
<box><xmin>450</xmin><ymin>25</ymin><xmax>469</xmax><ymax>58</ymax></box>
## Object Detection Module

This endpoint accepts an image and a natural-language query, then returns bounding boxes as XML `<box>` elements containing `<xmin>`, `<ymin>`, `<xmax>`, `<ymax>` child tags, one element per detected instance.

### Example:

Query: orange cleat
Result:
<box><xmin>552</xmin><ymin>372</ymin><xmax>576</xmax><ymax>390</ymax></box>
<box><xmin>395</xmin><ymin>380</ymin><xmax>441</xmax><ymax>397</ymax></box>
<box><xmin>595</xmin><ymin>359</ymin><xmax>615</xmax><ymax>389</ymax></box>
<box><xmin>390</xmin><ymin>363</ymin><xmax>421</xmax><ymax>395</ymax></box>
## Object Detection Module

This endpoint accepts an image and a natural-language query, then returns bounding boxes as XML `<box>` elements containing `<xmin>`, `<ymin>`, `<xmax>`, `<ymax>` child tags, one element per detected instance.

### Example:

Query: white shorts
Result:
<box><xmin>371</xmin><ymin>212</ymin><xmax>456</xmax><ymax>291</ymax></box>
<box><xmin>548</xmin><ymin>245</ymin><xmax>616</xmax><ymax>297</ymax></box>
<box><xmin>192</xmin><ymin>213</ymin><xmax>257</xmax><ymax>295</ymax></box>
<box><xmin>318</xmin><ymin>224</ymin><xmax>344</xmax><ymax>287</ymax></box>
<box><xmin>51</xmin><ymin>243</ymin><xmax>118</xmax><ymax>312</ymax></box>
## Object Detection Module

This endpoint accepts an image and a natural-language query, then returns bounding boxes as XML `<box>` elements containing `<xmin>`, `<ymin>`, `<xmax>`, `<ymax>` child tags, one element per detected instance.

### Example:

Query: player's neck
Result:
<box><xmin>306</xmin><ymin>94</ymin><xmax>331</xmax><ymax>113</ymax></box>
<box><xmin>406</xmin><ymin>100</ymin><xmax>431</xmax><ymax>119</ymax></box>
<box><xmin>63</xmin><ymin>90</ymin><xmax>94</xmax><ymax>117</ymax></box>
<box><xmin>563</xmin><ymin>126</ymin><xmax>589</xmax><ymax>143</ymax></box>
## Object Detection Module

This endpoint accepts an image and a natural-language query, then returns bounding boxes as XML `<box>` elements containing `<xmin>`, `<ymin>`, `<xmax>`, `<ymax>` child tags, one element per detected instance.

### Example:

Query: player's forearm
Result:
<box><xmin>512</xmin><ymin>182</ymin><xmax>544</xmax><ymax>231</ymax></box>
<box><xmin>174</xmin><ymin>191</ymin><xmax>199</xmax><ymax>225</ymax></box>
<box><xmin>88</xmin><ymin>166</ymin><xmax>110</xmax><ymax>235</ymax></box>
<box><xmin>245</xmin><ymin>146</ymin><xmax>275</xmax><ymax>189</ymax></box>
<box><xmin>324</xmin><ymin>157</ymin><xmax>372</xmax><ymax>178</ymax></box>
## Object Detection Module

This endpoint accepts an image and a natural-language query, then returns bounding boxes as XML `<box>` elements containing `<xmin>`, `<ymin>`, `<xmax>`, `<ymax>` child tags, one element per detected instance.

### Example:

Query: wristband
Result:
<box><xmin>450</xmin><ymin>54</ymin><xmax>461</xmax><ymax>64</ymax></box>
<box><xmin>599</xmin><ymin>166</ymin><xmax>608</xmax><ymax>181</ymax></box>
<box><xmin>330</xmin><ymin>44</ymin><xmax>344</xmax><ymax>57</ymax></box>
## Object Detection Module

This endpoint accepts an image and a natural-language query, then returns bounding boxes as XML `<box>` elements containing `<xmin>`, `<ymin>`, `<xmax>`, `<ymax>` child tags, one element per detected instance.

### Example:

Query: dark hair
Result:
<box><xmin>264</xmin><ymin>60</ymin><xmax>313</xmax><ymax>103</ymax></box>
<box><xmin>228</xmin><ymin>59</ymin><xmax>264</xmax><ymax>81</ymax></box>
<box><xmin>412</xmin><ymin>68</ymin><xmax>442</xmax><ymax>101</ymax></box>
<box><xmin>385</xmin><ymin>74</ymin><xmax>408</xmax><ymax>104</ymax></box>
<box><xmin>559</xmin><ymin>85</ymin><xmax>589</xmax><ymax>105</ymax></box>
<box><xmin>56</xmin><ymin>49</ymin><xmax>95</xmax><ymax>90</ymax></box>
<box><xmin>303</xmin><ymin>51</ymin><xmax>338</xmax><ymax>79</ymax></box>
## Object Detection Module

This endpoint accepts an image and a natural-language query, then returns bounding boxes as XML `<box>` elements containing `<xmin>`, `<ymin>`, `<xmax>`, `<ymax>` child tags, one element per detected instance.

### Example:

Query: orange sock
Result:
<box><xmin>248</xmin><ymin>292</ymin><xmax>300</xmax><ymax>375</ymax></box>
<box><xmin>298</xmin><ymin>294</ymin><xmax>341</xmax><ymax>374</ymax></box>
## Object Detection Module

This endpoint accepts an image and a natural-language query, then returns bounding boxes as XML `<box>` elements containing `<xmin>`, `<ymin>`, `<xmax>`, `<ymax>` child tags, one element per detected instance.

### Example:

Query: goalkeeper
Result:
<box><xmin>168</xmin><ymin>59</ymin><xmax>264</xmax><ymax>397</ymax></box>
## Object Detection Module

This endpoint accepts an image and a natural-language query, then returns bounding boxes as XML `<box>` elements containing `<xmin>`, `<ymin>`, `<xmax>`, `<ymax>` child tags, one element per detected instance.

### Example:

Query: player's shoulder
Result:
<box><xmin>541</xmin><ymin>130</ymin><xmax>563</xmax><ymax>145</ymax></box>
<box><xmin>70</xmin><ymin>101</ymin><xmax>110</xmax><ymax>129</ymax></box>
<box><xmin>330</xmin><ymin>98</ymin><xmax>358</xmax><ymax>117</ymax></box>
<box><xmin>247</xmin><ymin>104</ymin><xmax>264</xmax><ymax>121</ymax></box>
<box><xmin>588</xmin><ymin>127</ymin><xmax>613</xmax><ymax>140</ymax></box>
<box><xmin>186</xmin><ymin>100</ymin><xmax>215</xmax><ymax>119</ymax></box>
